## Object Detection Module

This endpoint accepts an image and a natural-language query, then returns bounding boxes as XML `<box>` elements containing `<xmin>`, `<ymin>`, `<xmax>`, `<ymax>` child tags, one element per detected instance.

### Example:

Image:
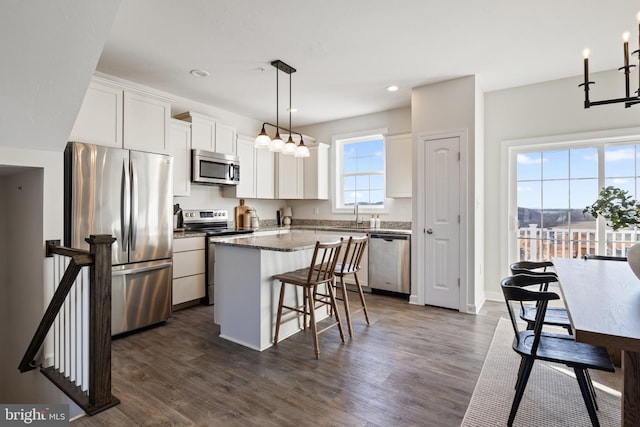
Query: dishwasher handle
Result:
<box><xmin>369</xmin><ymin>233</ymin><xmax>410</xmax><ymax>241</ymax></box>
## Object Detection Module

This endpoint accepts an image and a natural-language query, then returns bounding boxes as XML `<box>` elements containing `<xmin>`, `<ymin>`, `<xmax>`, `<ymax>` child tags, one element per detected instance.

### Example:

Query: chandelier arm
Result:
<box><xmin>261</xmin><ymin>122</ymin><xmax>304</xmax><ymax>140</ymax></box>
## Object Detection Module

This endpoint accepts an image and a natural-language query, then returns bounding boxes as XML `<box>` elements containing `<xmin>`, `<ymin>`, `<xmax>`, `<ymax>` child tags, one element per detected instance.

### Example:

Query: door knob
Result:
<box><xmin>426</xmin><ymin>228</ymin><xmax>433</xmax><ymax>234</ymax></box>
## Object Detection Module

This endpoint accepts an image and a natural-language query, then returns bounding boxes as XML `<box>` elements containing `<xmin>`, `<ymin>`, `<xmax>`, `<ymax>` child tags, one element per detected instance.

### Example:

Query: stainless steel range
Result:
<box><xmin>182</xmin><ymin>209</ymin><xmax>254</xmax><ymax>305</ymax></box>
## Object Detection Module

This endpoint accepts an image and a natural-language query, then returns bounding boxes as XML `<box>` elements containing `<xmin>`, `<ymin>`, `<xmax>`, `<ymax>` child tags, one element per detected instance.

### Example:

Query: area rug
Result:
<box><xmin>461</xmin><ymin>318</ymin><xmax>622</xmax><ymax>426</ymax></box>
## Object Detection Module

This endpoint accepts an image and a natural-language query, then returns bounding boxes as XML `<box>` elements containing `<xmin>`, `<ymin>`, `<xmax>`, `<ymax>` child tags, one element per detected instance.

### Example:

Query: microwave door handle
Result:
<box><xmin>229</xmin><ymin>163</ymin><xmax>235</xmax><ymax>181</ymax></box>
<box><xmin>121</xmin><ymin>159</ymin><xmax>130</xmax><ymax>252</ymax></box>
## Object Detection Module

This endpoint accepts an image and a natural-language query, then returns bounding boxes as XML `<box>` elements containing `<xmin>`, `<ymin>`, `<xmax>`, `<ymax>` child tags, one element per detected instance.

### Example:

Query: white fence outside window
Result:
<box><xmin>518</xmin><ymin>225</ymin><xmax>638</xmax><ymax>261</ymax></box>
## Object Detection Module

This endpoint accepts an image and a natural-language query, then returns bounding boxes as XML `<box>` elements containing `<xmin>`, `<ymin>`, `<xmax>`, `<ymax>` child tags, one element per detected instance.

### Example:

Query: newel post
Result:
<box><xmin>86</xmin><ymin>234</ymin><xmax>117</xmax><ymax>409</ymax></box>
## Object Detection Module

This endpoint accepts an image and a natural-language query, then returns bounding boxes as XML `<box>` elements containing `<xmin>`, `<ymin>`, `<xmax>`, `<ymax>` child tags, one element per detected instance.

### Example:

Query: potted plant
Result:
<box><xmin>584</xmin><ymin>185</ymin><xmax>640</xmax><ymax>278</ymax></box>
<box><xmin>583</xmin><ymin>186</ymin><xmax>640</xmax><ymax>230</ymax></box>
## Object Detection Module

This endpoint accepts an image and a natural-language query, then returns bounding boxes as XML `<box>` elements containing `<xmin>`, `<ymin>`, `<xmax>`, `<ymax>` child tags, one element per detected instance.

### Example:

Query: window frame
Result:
<box><xmin>332</xmin><ymin>128</ymin><xmax>388</xmax><ymax>214</ymax></box>
<box><xmin>501</xmin><ymin>127</ymin><xmax>640</xmax><ymax>267</ymax></box>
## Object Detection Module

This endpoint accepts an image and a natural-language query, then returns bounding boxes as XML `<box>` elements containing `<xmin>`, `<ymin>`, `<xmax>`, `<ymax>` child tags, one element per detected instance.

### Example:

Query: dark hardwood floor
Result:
<box><xmin>72</xmin><ymin>294</ymin><xmax>503</xmax><ymax>427</ymax></box>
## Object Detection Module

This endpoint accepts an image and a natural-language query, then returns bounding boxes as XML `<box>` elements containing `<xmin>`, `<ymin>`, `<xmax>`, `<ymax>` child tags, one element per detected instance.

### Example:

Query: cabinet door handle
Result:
<box><xmin>426</xmin><ymin>228</ymin><xmax>433</xmax><ymax>235</ymax></box>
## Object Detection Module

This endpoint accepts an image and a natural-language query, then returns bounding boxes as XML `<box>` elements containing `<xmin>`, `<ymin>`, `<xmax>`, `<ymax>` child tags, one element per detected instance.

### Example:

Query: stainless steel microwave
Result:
<box><xmin>192</xmin><ymin>150</ymin><xmax>240</xmax><ymax>185</ymax></box>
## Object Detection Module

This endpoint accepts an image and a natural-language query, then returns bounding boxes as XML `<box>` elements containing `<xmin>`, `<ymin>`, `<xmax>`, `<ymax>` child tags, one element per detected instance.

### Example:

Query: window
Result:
<box><xmin>511</xmin><ymin>139</ymin><xmax>640</xmax><ymax>262</ymax></box>
<box><xmin>334</xmin><ymin>133</ymin><xmax>385</xmax><ymax>211</ymax></box>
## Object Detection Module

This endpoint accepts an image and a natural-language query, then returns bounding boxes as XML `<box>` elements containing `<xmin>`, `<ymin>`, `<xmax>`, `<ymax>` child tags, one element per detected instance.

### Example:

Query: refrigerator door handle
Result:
<box><xmin>121</xmin><ymin>159</ymin><xmax>131</xmax><ymax>252</ymax></box>
<box><xmin>112</xmin><ymin>261</ymin><xmax>172</xmax><ymax>276</ymax></box>
<box><xmin>131</xmin><ymin>159</ymin><xmax>138</xmax><ymax>251</ymax></box>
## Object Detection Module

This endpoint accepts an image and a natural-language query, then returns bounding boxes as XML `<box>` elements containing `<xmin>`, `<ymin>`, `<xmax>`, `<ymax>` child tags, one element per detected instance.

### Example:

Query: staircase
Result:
<box><xmin>19</xmin><ymin>235</ymin><xmax>120</xmax><ymax>415</ymax></box>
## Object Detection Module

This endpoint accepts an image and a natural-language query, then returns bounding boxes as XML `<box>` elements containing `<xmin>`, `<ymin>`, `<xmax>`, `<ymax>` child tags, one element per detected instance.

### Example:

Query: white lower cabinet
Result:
<box><xmin>172</xmin><ymin>237</ymin><xmax>206</xmax><ymax>307</ymax></box>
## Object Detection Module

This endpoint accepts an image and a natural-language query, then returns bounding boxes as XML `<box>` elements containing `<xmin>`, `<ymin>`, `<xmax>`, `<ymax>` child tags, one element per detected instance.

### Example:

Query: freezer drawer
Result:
<box><xmin>368</xmin><ymin>234</ymin><xmax>410</xmax><ymax>294</ymax></box>
<box><xmin>112</xmin><ymin>260</ymin><xmax>172</xmax><ymax>335</ymax></box>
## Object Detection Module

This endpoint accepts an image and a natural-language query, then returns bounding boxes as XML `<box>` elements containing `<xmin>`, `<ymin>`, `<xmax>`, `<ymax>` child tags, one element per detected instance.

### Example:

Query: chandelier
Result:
<box><xmin>580</xmin><ymin>13</ymin><xmax>640</xmax><ymax>108</ymax></box>
<box><xmin>255</xmin><ymin>60</ymin><xmax>310</xmax><ymax>157</ymax></box>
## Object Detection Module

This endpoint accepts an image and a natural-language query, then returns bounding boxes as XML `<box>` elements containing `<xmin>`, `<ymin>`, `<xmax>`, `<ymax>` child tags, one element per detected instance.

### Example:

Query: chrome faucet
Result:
<box><xmin>354</xmin><ymin>204</ymin><xmax>363</xmax><ymax>227</ymax></box>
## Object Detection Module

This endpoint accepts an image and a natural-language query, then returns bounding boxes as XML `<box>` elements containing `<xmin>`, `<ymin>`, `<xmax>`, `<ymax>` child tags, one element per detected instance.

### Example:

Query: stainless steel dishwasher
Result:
<box><xmin>368</xmin><ymin>233</ymin><xmax>411</xmax><ymax>294</ymax></box>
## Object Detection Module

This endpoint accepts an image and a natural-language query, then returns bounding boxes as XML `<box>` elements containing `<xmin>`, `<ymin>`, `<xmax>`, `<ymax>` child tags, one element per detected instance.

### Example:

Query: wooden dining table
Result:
<box><xmin>553</xmin><ymin>257</ymin><xmax>640</xmax><ymax>427</ymax></box>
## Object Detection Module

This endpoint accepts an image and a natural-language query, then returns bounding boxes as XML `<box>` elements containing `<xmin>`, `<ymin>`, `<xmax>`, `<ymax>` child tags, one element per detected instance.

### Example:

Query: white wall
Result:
<box><xmin>0</xmin><ymin>176</ymin><xmax>8</xmax><ymax>401</ymax></box>
<box><xmin>0</xmin><ymin>150</ymin><xmax>82</xmax><ymax>417</ymax></box>
<box><xmin>0</xmin><ymin>1</ymin><xmax>119</xmax><ymax>416</ymax></box>
<box><xmin>292</xmin><ymin>107</ymin><xmax>413</xmax><ymax>222</ymax></box>
<box><xmin>411</xmin><ymin>76</ymin><xmax>482</xmax><ymax>312</ymax></box>
<box><xmin>484</xmin><ymin>68</ymin><xmax>640</xmax><ymax>300</ymax></box>
<box><xmin>0</xmin><ymin>1</ymin><xmax>121</xmax><ymax>152</ymax></box>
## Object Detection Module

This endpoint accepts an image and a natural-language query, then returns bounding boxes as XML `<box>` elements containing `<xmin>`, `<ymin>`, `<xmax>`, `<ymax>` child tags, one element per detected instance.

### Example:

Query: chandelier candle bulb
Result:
<box><xmin>577</xmin><ymin>12</ymin><xmax>640</xmax><ymax>109</ymax></box>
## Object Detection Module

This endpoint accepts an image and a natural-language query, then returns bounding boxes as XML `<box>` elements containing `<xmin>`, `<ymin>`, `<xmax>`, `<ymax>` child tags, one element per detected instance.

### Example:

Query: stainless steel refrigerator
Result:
<box><xmin>64</xmin><ymin>141</ymin><xmax>173</xmax><ymax>335</ymax></box>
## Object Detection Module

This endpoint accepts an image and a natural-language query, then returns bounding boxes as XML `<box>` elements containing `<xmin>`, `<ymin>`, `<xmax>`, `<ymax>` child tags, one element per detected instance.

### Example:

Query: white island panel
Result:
<box><xmin>214</xmin><ymin>243</ymin><xmax>329</xmax><ymax>351</ymax></box>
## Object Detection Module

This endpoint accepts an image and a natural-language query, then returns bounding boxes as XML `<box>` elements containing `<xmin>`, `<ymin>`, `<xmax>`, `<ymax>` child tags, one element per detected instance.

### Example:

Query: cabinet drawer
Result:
<box><xmin>173</xmin><ymin>274</ymin><xmax>205</xmax><ymax>305</ymax></box>
<box><xmin>174</xmin><ymin>237</ymin><xmax>205</xmax><ymax>252</ymax></box>
<box><xmin>173</xmin><ymin>250</ymin><xmax>205</xmax><ymax>278</ymax></box>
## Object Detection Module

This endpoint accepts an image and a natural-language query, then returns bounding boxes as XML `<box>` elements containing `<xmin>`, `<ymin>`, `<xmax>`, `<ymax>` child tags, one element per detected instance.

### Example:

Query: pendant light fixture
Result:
<box><xmin>579</xmin><ymin>12</ymin><xmax>640</xmax><ymax>108</ymax></box>
<box><xmin>254</xmin><ymin>60</ymin><xmax>310</xmax><ymax>157</ymax></box>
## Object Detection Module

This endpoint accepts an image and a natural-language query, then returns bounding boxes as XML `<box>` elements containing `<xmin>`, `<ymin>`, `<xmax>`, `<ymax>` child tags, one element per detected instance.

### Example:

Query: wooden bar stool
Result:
<box><xmin>273</xmin><ymin>239</ymin><xmax>345</xmax><ymax>359</ymax></box>
<box><xmin>333</xmin><ymin>235</ymin><xmax>370</xmax><ymax>337</ymax></box>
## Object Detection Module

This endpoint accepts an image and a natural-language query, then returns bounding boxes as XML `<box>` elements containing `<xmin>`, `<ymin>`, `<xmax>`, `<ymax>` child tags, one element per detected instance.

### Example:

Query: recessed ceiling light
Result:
<box><xmin>190</xmin><ymin>69</ymin><xmax>210</xmax><ymax>78</ymax></box>
<box><xmin>386</xmin><ymin>85</ymin><xmax>399</xmax><ymax>92</ymax></box>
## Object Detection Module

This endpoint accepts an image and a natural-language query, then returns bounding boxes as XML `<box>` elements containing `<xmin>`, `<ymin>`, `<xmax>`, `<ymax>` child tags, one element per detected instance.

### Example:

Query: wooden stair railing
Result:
<box><xmin>19</xmin><ymin>234</ymin><xmax>120</xmax><ymax>415</ymax></box>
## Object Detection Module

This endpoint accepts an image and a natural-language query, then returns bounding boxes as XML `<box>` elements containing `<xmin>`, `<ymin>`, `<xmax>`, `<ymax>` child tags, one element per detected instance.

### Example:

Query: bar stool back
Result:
<box><xmin>333</xmin><ymin>235</ymin><xmax>370</xmax><ymax>337</ymax></box>
<box><xmin>273</xmin><ymin>238</ymin><xmax>345</xmax><ymax>359</ymax></box>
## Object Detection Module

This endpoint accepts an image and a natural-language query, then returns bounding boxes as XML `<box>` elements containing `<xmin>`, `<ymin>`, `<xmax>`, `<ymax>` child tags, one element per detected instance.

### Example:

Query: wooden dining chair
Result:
<box><xmin>501</xmin><ymin>275</ymin><xmax>615</xmax><ymax>427</ymax></box>
<box><xmin>509</xmin><ymin>260</ymin><xmax>557</xmax><ymax>277</ymax></box>
<box><xmin>332</xmin><ymin>235</ymin><xmax>370</xmax><ymax>337</ymax></box>
<box><xmin>273</xmin><ymin>239</ymin><xmax>345</xmax><ymax>359</ymax></box>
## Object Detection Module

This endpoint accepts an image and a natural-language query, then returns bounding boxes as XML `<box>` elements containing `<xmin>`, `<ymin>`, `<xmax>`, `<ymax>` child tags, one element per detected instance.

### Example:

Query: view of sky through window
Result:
<box><xmin>342</xmin><ymin>136</ymin><xmax>384</xmax><ymax>207</ymax></box>
<box><xmin>517</xmin><ymin>144</ymin><xmax>640</xmax><ymax>227</ymax></box>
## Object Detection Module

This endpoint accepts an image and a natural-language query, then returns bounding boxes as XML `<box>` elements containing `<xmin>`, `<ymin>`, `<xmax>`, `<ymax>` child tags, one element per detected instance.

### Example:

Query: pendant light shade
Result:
<box><xmin>254</xmin><ymin>124</ymin><xmax>271</xmax><ymax>148</ymax></box>
<box><xmin>283</xmin><ymin>135</ymin><xmax>297</xmax><ymax>155</ymax></box>
<box><xmin>270</xmin><ymin>131</ymin><xmax>284</xmax><ymax>152</ymax></box>
<box><xmin>294</xmin><ymin>138</ymin><xmax>310</xmax><ymax>158</ymax></box>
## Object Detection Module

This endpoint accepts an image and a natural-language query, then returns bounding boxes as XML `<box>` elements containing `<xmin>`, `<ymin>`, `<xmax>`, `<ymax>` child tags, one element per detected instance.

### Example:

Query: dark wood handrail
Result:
<box><xmin>18</xmin><ymin>255</ymin><xmax>88</xmax><ymax>372</ymax></box>
<box><xmin>47</xmin><ymin>244</ymin><xmax>93</xmax><ymax>266</ymax></box>
<box><xmin>19</xmin><ymin>234</ymin><xmax>120</xmax><ymax>415</ymax></box>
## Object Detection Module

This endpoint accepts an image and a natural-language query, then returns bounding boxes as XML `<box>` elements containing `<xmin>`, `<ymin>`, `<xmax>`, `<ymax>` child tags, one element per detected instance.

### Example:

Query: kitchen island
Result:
<box><xmin>212</xmin><ymin>229</ymin><xmax>364</xmax><ymax>351</ymax></box>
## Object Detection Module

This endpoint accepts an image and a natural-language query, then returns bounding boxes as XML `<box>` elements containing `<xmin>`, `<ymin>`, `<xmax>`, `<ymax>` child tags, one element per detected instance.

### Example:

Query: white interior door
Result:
<box><xmin>425</xmin><ymin>136</ymin><xmax>460</xmax><ymax>309</ymax></box>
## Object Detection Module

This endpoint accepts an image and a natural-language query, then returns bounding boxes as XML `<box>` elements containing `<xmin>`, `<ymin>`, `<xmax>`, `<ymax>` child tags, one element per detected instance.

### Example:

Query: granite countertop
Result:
<box><xmin>292</xmin><ymin>225</ymin><xmax>411</xmax><ymax>235</ymax></box>
<box><xmin>173</xmin><ymin>230</ymin><xmax>207</xmax><ymax>239</ymax></box>
<box><xmin>173</xmin><ymin>225</ymin><xmax>411</xmax><ymax>240</ymax></box>
<box><xmin>212</xmin><ymin>229</ymin><xmax>367</xmax><ymax>252</ymax></box>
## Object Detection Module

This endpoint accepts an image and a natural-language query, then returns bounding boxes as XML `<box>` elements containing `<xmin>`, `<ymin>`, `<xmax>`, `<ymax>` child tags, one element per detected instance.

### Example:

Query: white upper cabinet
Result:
<box><xmin>276</xmin><ymin>153</ymin><xmax>304</xmax><ymax>199</ymax></box>
<box><xmin>225</xmin><ymin>135</ymin><xmax>256</xmax><ymax>198</ymax></box>
<box><xmin>215</xmin><ymin>122</ymin><xmax>237</xmax><ymax>155</ymax></box>
<box><xmin>123</xmin><ymin>91</ymin><xmax>170</xmax><ymax>153</ymax></box>
<box><xmin>304</xmin><ymin>143</ymin><xmax>329</xmax><ymax>200</ymax></box>
<box><xmin>385</xmin><ymin>133</ymin><xmax>412</xmax><ymax>198</ymax></box>
<box><xmin>255</xmin><ymin>145</ymin><xmax>275</xmax><ymax>199</ymax></box>
<box><xmin>70</xmin><ymin>79</ymin><xmax>123</xmax><ymax>147</ymax></box>
<box><xmin>222</xmin><ymin>135</ymin><xmax>275</xmax><ymax>199</ymax></box>
<box><xmin>174</xmin><ymin>111</ymin><xmax>237</xmax><ymax>156</ymax></box>
<box><xmin>70</xmin><ymin>77</ymin><xmax>170</xmax><ymax>154</ymax></box>
<box><xmin>169</xmin><ymin>119</ymin><xmax>191</xmax><ymax>197</ymax></box>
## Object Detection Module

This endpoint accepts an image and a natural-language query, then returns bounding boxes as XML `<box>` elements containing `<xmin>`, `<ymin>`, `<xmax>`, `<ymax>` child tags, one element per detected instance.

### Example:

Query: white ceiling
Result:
<box><xmin>97</xmin><ymin>1</ymin><xmax>640</xmax><ymax>127</ymax></box>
